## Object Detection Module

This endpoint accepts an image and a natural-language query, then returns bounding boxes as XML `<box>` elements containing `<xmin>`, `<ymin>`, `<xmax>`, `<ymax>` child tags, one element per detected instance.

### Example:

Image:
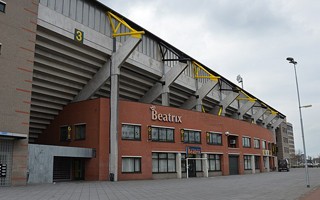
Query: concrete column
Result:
<box><xmin>251</xmin><ymin>155</ymin><xmax>255</xmax><ymax>174</ymax></box>
<box><xmin>265</xmin><ymin>156</ymin><xmax>270</xmax><ymax>172</ymax></box>
<box><xmin>203</xmin><ymin>153</ymin><xmax>208</xmax><ymax>178</ymax></box>
<box><xmin>176</xmin><ymin>153</ymin><xmax>182</xmax><ymax>179</ymax></box>
<box><xmin>162</xmin><ymin>86</ymin><xmax>170</xmax><ymax>106</ymax></box>
<box><xmin>196</xmin><ymin>98</ymin><xmax>202</xmax><ymax>112</ymax></box>
<box><xmin>109</xmin><ymin>39</ymin><xmax>120</xmax><ymax>181</ymax></box>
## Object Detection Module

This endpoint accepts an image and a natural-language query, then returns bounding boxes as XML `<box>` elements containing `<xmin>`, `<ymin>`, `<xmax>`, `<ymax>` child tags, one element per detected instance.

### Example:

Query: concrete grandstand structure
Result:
<box><xmin>0</xmin><ymin>0</ymin><xmax>286</xmax><ymax>186</ymax></box>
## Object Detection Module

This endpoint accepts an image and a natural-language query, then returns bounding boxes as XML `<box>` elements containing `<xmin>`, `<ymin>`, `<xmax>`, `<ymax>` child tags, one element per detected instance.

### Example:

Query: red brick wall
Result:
<box><xmin>39</xmin><ymin>98</ymin><xmax>274</xmax><ymax>181</ymax></box>
<box><xmin>118</xmin><ymin>100</ymin><xmax>274</xmax><ymax>180</ymax></box>
<box><xmin>37</xmin><ymin>98</ymin><xmax>109</xmax><ymax>181</ymax></box>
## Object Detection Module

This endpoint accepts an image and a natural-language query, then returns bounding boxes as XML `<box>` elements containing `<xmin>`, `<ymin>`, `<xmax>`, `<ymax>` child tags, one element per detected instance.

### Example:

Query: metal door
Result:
<box><xmin>188</xmin><ymin>159</ymin><xmax>197</xmax><ymax>177</ymax></box>
<box><xmin>53</xmin><ymin>157</ymin><xmax>72</xmax><ymax>181</ymax></box>
<box><xmin>229</xmin><ymin>155</ymin><xmax>239</xmax><ymax>175</ymax></box>
<box><xmin>0</xmin><ymin>139</ymin><xmax>13</xmax><ymax>186</ymax></box>
<box><xmin>73</xmin><ymin>159</ymin><xmax>85</xmax><ymax>180</ymax></box>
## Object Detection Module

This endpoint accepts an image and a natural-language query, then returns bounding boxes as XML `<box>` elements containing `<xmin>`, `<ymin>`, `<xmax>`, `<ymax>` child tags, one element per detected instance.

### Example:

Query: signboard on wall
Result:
<box><xmin>150</xmin><ymin>106</ymin><xmax>182</xmax><ymax>123</ymax></box>
<box><xmin>263</xmin><ymin>150</ymin><xmax>270</xmax><ymax>156</ymax></box>
<box><xmin>186</xmin><ymin>146</ymin><xmax>201</xmax><ymax>156</ymax></box>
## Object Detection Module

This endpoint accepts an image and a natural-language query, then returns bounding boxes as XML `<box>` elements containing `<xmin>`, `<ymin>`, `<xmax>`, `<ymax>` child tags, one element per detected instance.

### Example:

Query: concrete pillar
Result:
<box><xmin>176</xmin><ymin>153</ymin><xmax>182</xmax><ymax>179</ymax></box>
<box><xmin>251</xmin><ymin>155</ymin><xmax>255</xmax><ymax>174</ymax></box>
<box><xmin>266</xmin><ymin>156</ymin><xmax>270</xmax><ymax>172</ymax></box>
<box><xmin>203</xmin><ymin>153</ymin><xmax>208</xmax><ymax>178</ymax></box>
<box><xmin>196</xmin><ymin>98</ymin><xmax>202</xmax><ymax>112</ymax></box>
<box><xmin>109</xmin><ymin>39</ymin><xmax>120</xmax><ymax>181</ymax></box>
<box><xmin>274</xmin><ymin>156</ymin><xmax>278</xmax><ymax>171</ymax></box>
<box><xmin>162</xmin><ymin>86</ymin><xmax>170</xmax><ymax>106</ymax></box>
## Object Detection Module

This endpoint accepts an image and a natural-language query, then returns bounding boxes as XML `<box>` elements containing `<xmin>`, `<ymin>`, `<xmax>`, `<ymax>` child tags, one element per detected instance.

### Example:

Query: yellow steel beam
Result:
<box><xmin>218</xmin><ymin>106</ymin><xmax>223</xmax><ymax>116</ymax></box>
<box><xmin>192</xmin><ymin>61</ymin><xmax>220</xmax><ymax>81</ymax></box>
<box><xmin>261</xmin><ymin>102</ymin><xmax>278</xmax><ymax>115</ymax></box>
<box><xmin>237</xmin><ymin>90</ymin><xmax>256</xmax><ymax>102</ymax></box>
<box><xmin>107</xmin><ymin>11</ymin><xmax>145</xmax><ymax>38</ymax></box>
<box><xmin>202</xmin><ymin>105</ymin><xmax>205</xmax><ymax>113</ymax></box>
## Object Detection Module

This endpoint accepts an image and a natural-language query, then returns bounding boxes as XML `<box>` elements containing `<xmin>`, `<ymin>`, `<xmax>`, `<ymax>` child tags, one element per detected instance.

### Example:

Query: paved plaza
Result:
<box><xmin>1</xmin><ymin>168</ymin><xmax>319</xmax><ymax>200</ymax></box>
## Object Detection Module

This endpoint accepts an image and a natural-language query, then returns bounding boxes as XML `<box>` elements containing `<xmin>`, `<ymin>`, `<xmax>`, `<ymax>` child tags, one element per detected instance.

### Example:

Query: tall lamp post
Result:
<box><xmin>286</xmin><ymin>57</ymin><xmax>310</xmax><ymax>188</ymax></box>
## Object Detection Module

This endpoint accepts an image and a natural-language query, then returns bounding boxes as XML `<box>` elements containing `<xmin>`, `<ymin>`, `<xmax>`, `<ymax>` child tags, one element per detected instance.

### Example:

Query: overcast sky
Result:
<box><xmin>102</xmin><ymin>0</ymin><xmax>320</xmax><ymax>158</ymax></box>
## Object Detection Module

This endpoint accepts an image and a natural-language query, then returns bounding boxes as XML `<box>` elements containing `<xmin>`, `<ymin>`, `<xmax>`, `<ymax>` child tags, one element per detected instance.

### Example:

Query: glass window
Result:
<box><xmin>75</xmin><ymin>124</ymin><xmax>86</xmax><ymax>140</ymax></box>
<box><xmin>122</xmin><ymin>157</ymin><xmax>141</xmax><ymax>173</ymax></box>
<box><xmin>208</xmin><ymin>154</ymin><xmax>221</xmax><ymax>171</ymax></box>
<box><xmin>122</xmin><ymin>124</ymin><xmax>141</xmax><ymax>140</ymax></box>
<box><xmin>151</xmin><ymin>127</ymin><xmax>174</xmax><ymax>142</ymax></box>
<box><xmin>0</xmin><ymin>2</ymin><xmax>5</xmax><ymax>13</ymax></box>
<box><xmin>254</xmin><ymin>139</ymin><xmax>260</xmax><ymax>149</ymax></box>
<box><xmin>152</xmin><ymin>153</ymin><xmax>176</xmax><ymax>173</ymax></box>
<box><xmin>244</xmin><ymin>155</ymin><xmax>252</xmax><ymax>170</ymax></box>
<box><xmin>262</xmin><ymin>141</ymin><xmax>267</xmax><ymax>149</ymax></box>
<box><xmin>242</xmin><ymin>137</ymin><xmax>251</xmax><ymax>148</ymax></box>
<box><xmin>196</xmin><ymin>154</ymin><xmax>202</xmax><ymax>172</ymax></box>
<box><xmin>183</xmin><ymin>130</ymin><xmax>201</xmax><ymax>144</ymax></box>
<box><xmin>207</xmin><ymin>132</ymin><xmax>222</xmax><ymax>145</ymax></box>
<box><xmin>60</xmin><ymin>126</ymin><xmax>70</xmax><ymax>141</ymax></box>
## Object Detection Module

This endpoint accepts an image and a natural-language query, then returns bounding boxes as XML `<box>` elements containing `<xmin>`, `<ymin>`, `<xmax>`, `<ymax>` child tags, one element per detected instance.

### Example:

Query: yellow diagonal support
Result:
<box><xmin>237</xmin><ymin>90</ymin><xmax>256</xmax><ymax>102</ymax></box>
<box><xmin>107</xmin><ymin>12</ymin><xmax>145</xmax><ymax>38</ymax></box>
<box><xmin>261</xmin><ymin>102</ymin><xmax>278</xmax><ymax>115</ymax></box>
<box><xmin>192</xmin><ymin>61</ymin><xmax>220</xmax><ymax>81</ymax></box>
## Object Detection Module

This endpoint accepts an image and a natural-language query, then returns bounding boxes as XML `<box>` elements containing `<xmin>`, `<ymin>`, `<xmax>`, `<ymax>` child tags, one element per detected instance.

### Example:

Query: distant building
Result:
<box><xmin>276</xmin><ymin>122</ymin><xmax>295</xmax><ymax>164</ymax></box>
<box><xmin>287</xmin><ymin>123</ymin><xmax>296</xmax><ymax>161</ymax></box>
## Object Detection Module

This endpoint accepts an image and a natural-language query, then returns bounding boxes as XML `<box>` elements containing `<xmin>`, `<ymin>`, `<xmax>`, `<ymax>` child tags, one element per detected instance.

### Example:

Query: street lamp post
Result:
<box><xmin>286</xmin><ymin>57</ymin><xmax>310</xmax><ymax>188</ymax></box>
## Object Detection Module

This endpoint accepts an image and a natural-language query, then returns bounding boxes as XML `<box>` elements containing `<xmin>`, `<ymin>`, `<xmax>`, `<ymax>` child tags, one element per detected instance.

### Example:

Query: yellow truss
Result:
<box><xmin>193</xmin><ymin>61</ymin><xmax>220</xmax><ymax>81</ymax></box>
<box><xmin>237</xmin><ymin>90</ymin><xmax>256</xmax><ymax>102</ymax></box>
<box><xmin>107</xmin><ymin>12</ymin><xmax>145</xmax><ymax>38</ymax></box>
<box><xmin>261</xmin><ymin>102</ymin><xmax>278</xmax><ymax>115</ymax></box>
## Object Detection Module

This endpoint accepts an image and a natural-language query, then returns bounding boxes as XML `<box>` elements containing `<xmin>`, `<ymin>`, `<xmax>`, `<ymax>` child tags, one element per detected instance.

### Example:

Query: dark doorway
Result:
<box><xmin>53</xmin><ymin>157</ymin><xmax>72</xmax><ymax>181</ymax></box>
<box><xmin>229</xmin><ymin>155</ymin><xmax>239</xmax><ymax>175</ymax></box>
<box><xmin>53</xmin><ymin>157</ymin><xmax>85</xmax><ymax>182</ymax></box>
<box><xmin>73</xmin><ymin>159</ymin><xmax>85</xmax><ymax>180</ymax></box>
<box><xmin>188</xmin><ymin>159</ymin><xmax>197</xmax><ymax>177</ymax></box>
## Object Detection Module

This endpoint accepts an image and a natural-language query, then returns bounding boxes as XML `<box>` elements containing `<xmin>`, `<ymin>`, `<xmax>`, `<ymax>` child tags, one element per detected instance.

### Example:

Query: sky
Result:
<box><xmin>101</xmin><ymin>0</ymin><xmax>320</xmax><ymax>158</ymax></box>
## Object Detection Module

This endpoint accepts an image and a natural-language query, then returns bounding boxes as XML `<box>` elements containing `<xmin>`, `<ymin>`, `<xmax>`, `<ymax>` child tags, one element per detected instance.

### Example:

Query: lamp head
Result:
<box><xmin>286</xmin><ymin>57</ymin><xmax>297</xmax><ymax>64</ymax></box>
<box><xmin>286</xmin><ymin>57</ymin><xmax>294</xmax><ymax>62</ymax></box>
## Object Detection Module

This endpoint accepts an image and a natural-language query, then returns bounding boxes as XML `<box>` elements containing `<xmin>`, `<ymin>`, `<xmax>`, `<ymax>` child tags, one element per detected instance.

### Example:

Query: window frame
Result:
<box><xmin>150</xmin><ymin>126</ymin><xmax>175</xmax><ymax>142</ymax></box>
<box><xmin>152</xmin><ymin>152</ymin><xmax>176</xmax><ymax>173</ymax></box>
<box><xmin>0</xmin><ymin>1</ymin><xmax>6</xmax><ymax>13</ymax></box>
<box><xmin>207</xmin><ymin>132</ymin><xmax>222</xmax><ymax>145</ymax></box>
<box><xmin>74</xmin><ymin>123</ymin><xmax>86</xmax><ymax>140</ymax></box>
<box><xmin>254</xmin><ymin>138</ymin><xmax>260</xmax><ymax>149</ymax></box>
<box><xmin>183</xmin><ymin>129</ymin><xmax>201</xmax><ymax>144</ymax></box>
<box><xmin>208</xmin><ymin>154</ymin><xmax>221</xmax><ymax>171</ymax></box>
<box><xmin>244</xmin><ymin>155</ymin><xmax>252</xmax><ymax>170</ymax></box>
<box><xmin>242</xmin><ymin>137</ymin><xmax>251</xmax><ymax>148</ymax></box>
<box><xmin>121</xmin><ymin>157</ymin><xmax>141</xmax><ymax>173</ymax></box>
<box><xmin>262</xmin><ymin>140</ymin><xmax>267</xmax><ymax>149</ymax></box>
<box><xmin>121</xmin><ymin>123</ymin><xmax>141</xmax><ymax>141</ymax></box>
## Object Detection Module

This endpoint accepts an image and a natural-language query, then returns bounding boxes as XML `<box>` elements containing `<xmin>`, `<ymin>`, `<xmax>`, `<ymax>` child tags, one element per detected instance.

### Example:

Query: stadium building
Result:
<box><xmin>0</xmin><ymin>0</ymin><xmax>286</xmax><ymax>186</ymax></box>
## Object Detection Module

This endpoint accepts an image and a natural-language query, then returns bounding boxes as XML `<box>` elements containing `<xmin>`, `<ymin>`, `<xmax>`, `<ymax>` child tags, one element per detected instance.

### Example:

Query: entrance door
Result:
<box><xmin>229</xmin><ymin>155</ymin><xmax>239</xmax><ymax>175</ymax></box>
<box><xmin>188</xmin><ymin>159</ymin><xmax>197</xmax><ymax>177</ymax></box>
<box><xmin>53</xmin><ymin>157</ymin><xmax>72</xmax><ymax>181</ymax></box>
<box><xmin>73</xmin><ymin>159</ymin><xmax>85</xmax><ymax>180</ymax></box>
